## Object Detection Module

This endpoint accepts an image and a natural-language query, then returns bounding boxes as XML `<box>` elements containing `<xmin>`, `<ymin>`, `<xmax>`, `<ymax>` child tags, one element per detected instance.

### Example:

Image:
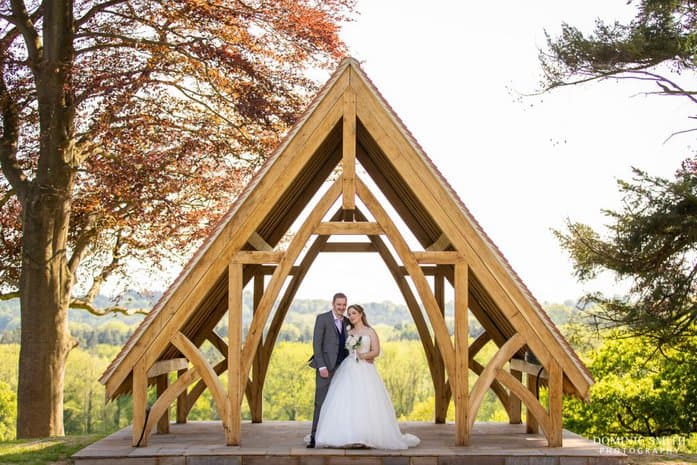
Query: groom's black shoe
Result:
<box><xmin>306</xmin><ymin>436</ymin><xmax>315</xmax><ymax>448</ymax></box>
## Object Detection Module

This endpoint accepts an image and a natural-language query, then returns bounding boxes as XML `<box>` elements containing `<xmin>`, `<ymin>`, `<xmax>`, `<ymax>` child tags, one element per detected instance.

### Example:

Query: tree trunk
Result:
<box><xmin>17</xmin><ymin>182</ymin><xmax>75</xmax><ymax>437</ymax></box>
<box><xmin>16</xmin><ymin>0</ymin><xmax>76</xmax><ymax>438</ymax></box>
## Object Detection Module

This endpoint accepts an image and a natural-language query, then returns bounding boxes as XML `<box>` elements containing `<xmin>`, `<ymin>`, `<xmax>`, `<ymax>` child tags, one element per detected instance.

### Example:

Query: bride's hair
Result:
<box><xmin>348</xmin><ymin>304</ymin><xmax>370</xmax><ymax>327</ymax></box>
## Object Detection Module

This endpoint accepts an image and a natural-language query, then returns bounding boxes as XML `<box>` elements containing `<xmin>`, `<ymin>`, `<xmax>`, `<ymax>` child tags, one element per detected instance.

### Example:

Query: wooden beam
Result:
<box><xmin>176</xmin><ymin>368</ymin><xmax>188</xmax><ymax>424</ymax></box>
<box><xmin>469</xmin><ymin>332</ymin><xmax>491</xmax><ymax>359</ymax></box>
<box><xmin>147</xmin><ymin>359</ymin><xmax>189</xmax><ymax>378</ymax></box>
<box><xmin>355</xmin><ymin>143</ymin><xmax>434</xmax><ymax>246</ymax></box>
<box><xmin>468</xmin><ymin>333</ymin><xmax>525</xmax><ymax>432</ymax></box>
<box><xmin>250</xmin><ymin>272</ymin><xmax>264</xmax><ymax>423</ymax></box>
<box><xmin>131</xmin><ymin>360</ymin><xmax>147</xmax><ymax>446</ymax></box>
<box><xmin>454</xmin><ymin>260</ymin><xmax>469</xmax><ymax>445</ymax></box>
<box><xmin>147</xmin><ymin>367</ymin><xmax>200</xmax><ymax>443</ymax></box>
<box><xmin>398</xmin><ymin>265</ymin><xmax>439</xmax><ymax>276</ymax></box>
<box><xmin>342</xmin><ymin>87</ymin><xmax>357</xmax><ymax>210</ymax></box>
<box><xmin>510</xmin><ymin>359</ymin><xmax>549</xmax><ymax>380</ymax></box>
<box><xmin>433</xmin><ymin>267</ymin><xmax>447</xmax><ymax>424</ymax></box>
<box><xmin>156</xmin><ymin>375</ymin><xmax>170</xmax><ymax>434</ymax></box>
<box><xmin>240</xmin><ymin>179</ymin><xmax>342</xmax><ymax>389</ymax></box>
<box><xmin>509</xmin><ymin>368</ymin><xmax>523</xmax><ymax>424</ymax></box>
<box><xmin>247</xmin><ymin>232</ymin><xmax>273</xmax><ymax>251</ymax></box>
<box><xmin>547</xmin><ymin>360</ymin><xmax>563</xmax><ymax>447</ymax></box>
<box><xmin>172</xmin><ymin>332</ymin><xmax>229</xmax><ymax>439</ymax></box>
<box><xmin>255</xmin><ymin>265</ymin><xmax>300</xmax><ymax>275</ymax></box>
<box><xmin>353</xmin><ymin>209</ymin><xmax>439</xmax><ymax>402</ymax></box>
<box><xmin>260</xmin><ymin>209</ymin><xmax>345</xmax><ymax>396</ymax></box>
<box><xmin>227</xmin><ymin>262</ymin><xmax>243</xmax><ymax>445</ymax></box>
<box><xmin>356</xmin><ymin>178</ymin><xmax>455</xmax><ymax>383</ymax></box>
<box><xmin>497</xmin><ymin>368</ymin><xmax>551</xmax><ymax>438</ymax></box>
<box><xmin>414</xmin><ymin>251</ymin><xmax>461</xmax><ymax>264</ymax></box>
<box><xmin>315</xmin><ymin>221</ymin><xmax>383</xmax><ymax>235</ymax></box>
<box><xmin>233</xmin><ymin>251</ymin><xmax>284</xmax><ymax>264</ymax></box>
<box><xmin>526</xmin><ymin>371</ymin><xmax>540</xmax><ymax>434</ymax></box>
<box><xmin>321</xmin><ymin>242</ymin><xmax>376</xmax><ymax>253</ymax></box>
<box><xmin>427</xmin><ymin>233</ymin><xmax>451</xmax><ymax>251</ymax></box>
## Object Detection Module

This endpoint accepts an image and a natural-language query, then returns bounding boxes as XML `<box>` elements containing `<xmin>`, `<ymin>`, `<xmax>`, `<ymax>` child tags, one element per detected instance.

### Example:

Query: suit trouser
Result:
<box><xmin>310</xmin><ymin>369</ymin><xmax>334</xmax><ymax>438</ymax></box>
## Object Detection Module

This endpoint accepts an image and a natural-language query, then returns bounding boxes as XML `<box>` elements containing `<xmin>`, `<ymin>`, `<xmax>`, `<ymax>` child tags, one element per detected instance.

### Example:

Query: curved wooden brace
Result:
<box><xmin>207</xmin><ymin>331</ymin><xmax>228</xmax><ymax>358</ymax></box>
<box><xmin>239</xmin><ymin>178</ymin><xmax>342</xmax><ymax>383</ymax></box>
<box><xmin>356</xmin><ymin>178</ymin><xmax>456</xmax><ymax>383</ymax></box>
<box><xmin>185</xmin><ymin>358</ymin><xmax>226</xmax><ymax>417</ymax></box>
<box><xmin>469</xmin><ymin>332</ymin><xmax>491</xmax><ymax>359</ymax></box>
<box><xmin>142</xmin><ymin>367</ymin><xmax>201</xmax><ymax>442</ymax></box>
<box><xmin>496</xmin><ymin>368</ymin><xmax>552</xmax><ymax>438</ymax></box>
<box><xmin>469</xmin><ymin>333</ymin><xmax>524</xmax><ymax>430</ymax></box>
<box><xmin>172</xmin><ymin>332</ymin><xmax>229</xmax><ymax>430</ymax></box>
<box><xmin>185</xmin><ymin>332</ymin><xmax>256</xmax><ymax>413</ymax></box>
<box><xmin>260</xmin><ymin>208</ymin><xmax>344</xmax><ymax>380</ymax></box>
<box><xmin>467</xmin><ymin>332</ymin><xmax>510</xmax><ymax>411</ymax></box>
<box><xmin>354</xmin><ymin>208</ymin><xmax>438</xmax><ymax>376</ymax></box>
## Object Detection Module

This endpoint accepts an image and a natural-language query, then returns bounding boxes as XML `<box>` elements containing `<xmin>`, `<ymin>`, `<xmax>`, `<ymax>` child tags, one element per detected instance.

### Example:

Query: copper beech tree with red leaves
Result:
<box><xmin>0</xmin><ymin>0</ymin><xmax>354</xmax><ymax>438</ymax></box>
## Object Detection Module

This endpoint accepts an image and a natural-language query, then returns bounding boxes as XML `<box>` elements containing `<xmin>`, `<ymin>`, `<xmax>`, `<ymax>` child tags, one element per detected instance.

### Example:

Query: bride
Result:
<box><xmin>312</xmin><ymin>304</ymin><xmax>420</xmax><ymax>449</ymax></box>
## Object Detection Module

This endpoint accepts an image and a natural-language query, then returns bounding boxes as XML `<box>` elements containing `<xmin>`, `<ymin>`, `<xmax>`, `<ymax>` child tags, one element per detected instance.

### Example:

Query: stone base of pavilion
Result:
<box><xmin>73</xmin><ymin>421</ymin><xmax>626</xmax><ymax>465</ymax></box>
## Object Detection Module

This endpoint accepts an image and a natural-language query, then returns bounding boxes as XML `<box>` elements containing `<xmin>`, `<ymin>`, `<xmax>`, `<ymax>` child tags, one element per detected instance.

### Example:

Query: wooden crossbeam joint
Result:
<box><xmin>147</xmin><ymin>358</ymin><xmax>189</xmax><ymax>378</ymax></box>
<box><xmin>247</xmin><ymin>232</ymin><xmax>273</xmax><ymax>251</ymax></box>
<box><xmin>233</xmin><ymin>251</ymin><xmax>284</xmax><ymax>264</ymax></box>
<box><xmin>414</xmin><ymin>251</ymin><xmax>461</xmax><ymax>264</ymax></box>
<box><xmin>315</xmin><ymin>222</ymin><xmax>383</xmax><ymax>235</ymax></box>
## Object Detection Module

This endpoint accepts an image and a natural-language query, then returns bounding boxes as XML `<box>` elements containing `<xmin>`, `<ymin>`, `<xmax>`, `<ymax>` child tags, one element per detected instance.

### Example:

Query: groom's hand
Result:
<box><xmin>319</xmin><ymin>367</ymin><xmax>329</xmax><ymax>378</ymax></box>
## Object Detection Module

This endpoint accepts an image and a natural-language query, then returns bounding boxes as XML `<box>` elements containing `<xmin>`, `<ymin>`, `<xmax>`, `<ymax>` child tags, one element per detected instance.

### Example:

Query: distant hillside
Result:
<box><xmin>1</xmin><ymin>291</ymin><xmax>581</xmax><ymax>347</ymax></box>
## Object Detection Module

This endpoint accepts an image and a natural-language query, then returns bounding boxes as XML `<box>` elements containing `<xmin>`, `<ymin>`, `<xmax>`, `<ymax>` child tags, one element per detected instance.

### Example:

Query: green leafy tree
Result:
<box><xmin>263</xmin><ymin>342</ymin><xmax>314</xmax><ymax>420</ymax></box>
<box><xmin>555</xmin><ymin>164</ymin><xmax>697</xmax><ymax>345</ymax></box>
<box><xmin>0</xmin><ymin>380</ymin><xmax>16</xmax><ymax>440</ymax></box>
<box><xmin>541</xmin><ymin>1</ymin><xmax>697</xmax><ymax>345</ymax></box>
<box><xmin>564</xmin><ymin>330</ymin><xmax>697</xmax><ymax>436</ymax></box>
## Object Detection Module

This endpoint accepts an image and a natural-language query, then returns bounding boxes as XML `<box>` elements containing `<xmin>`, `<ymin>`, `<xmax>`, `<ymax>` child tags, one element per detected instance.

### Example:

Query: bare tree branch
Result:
<box><xmin>9</xmin><ymin>0</ymin><xmax>42</xmax><ymax>65</ymax></box>
<box><xmin>1</xmin><ymin>186</ymin><xmax>15</xmax><ymax>208</ymax></box>
<box><xmin>0</xmin><ymin>65</ymin><xmax>29</xmax><ymax>202</ymax></box>
<box><xmin>0</xmin><ymin>291</ymin><xmax>20</xmax><ymax>301</ymax></box>
<box><xmin>74</xmin><ymin>0</ymin><xmax>128</xmax><ymax>28</ymax></box>
<box><xmin>69</xmin><ymin>298</ymin><xmax>148</xmax><ymax>316</ymax></box>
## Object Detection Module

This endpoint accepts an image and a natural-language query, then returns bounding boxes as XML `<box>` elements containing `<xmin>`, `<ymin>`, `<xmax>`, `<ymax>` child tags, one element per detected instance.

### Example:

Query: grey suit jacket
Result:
<box><xmin>309</xmin><ymin>310</ymin><xmax>349</xmax><ymax>371</ymax></box>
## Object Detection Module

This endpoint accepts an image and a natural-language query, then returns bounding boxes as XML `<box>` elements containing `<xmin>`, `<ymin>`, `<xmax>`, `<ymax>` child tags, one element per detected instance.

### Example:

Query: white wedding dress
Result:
<box><xmin>313</xmin><ymin>333</ymin><xmax>420</xmax><ymax>449</ymax></box>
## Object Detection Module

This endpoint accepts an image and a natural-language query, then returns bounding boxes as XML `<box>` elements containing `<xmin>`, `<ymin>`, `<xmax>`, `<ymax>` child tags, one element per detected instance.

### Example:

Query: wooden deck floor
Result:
<box><xmin>73</xmin><ymin>421</ymin><xmax>626</xmax><ymax>465</ymax></box>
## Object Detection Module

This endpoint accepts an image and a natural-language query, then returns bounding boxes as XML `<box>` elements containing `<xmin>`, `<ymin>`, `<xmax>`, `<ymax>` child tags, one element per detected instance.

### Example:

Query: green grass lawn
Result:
<box><xmin>0</xmin><ymin>435</ymin><xmax>104</xmax><ymax>465</ymax></box>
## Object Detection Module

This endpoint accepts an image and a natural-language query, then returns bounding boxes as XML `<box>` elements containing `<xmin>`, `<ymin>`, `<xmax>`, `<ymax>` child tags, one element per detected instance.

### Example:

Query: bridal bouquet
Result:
<box><xmin>345</xmin><ymin>334</ymin><xmax>362</xmax><ymax>362</ymax></box>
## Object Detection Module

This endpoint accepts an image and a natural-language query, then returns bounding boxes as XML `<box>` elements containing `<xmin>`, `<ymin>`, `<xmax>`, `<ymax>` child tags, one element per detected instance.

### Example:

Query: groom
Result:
<box><xmin>307</xmin><ymin>292</ymin><xmax>350</xmax><ymax>448</ymax></box>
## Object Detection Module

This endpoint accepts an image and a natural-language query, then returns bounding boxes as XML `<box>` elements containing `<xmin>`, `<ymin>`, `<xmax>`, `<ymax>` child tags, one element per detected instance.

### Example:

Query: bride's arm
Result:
<box><xmin>358</xmin><ymin>329</ymin><xmax>380</xmax><ymax>361</ymax></box>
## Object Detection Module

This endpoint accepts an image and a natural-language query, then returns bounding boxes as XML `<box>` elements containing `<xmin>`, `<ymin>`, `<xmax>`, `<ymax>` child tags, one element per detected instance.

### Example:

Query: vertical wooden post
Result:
<box><xmin>250</xmin><ymin>272</ymin><xmax>265</xmax><ymax>423</ymax></box>
<box><xmin>227</xmin><ymin>261</ymin><xmax>243</xmax><ymax>445</ymax></box>
<box><xmin>176</xmin><ymin>368</ymin><xmax>188</xmax><ymax>424</ymax></box>
<box><xmin>526</xmin><ymin>373</ymin><xmax>539</xmax><ymax>434</ymax></box>
<box><xmin>156</xmin><ymin>374</ymin><xmax>170</xmax><ymax>433</ymax></box>
<box><xmin>433</xmin><ymin>267</ymin><xmax>448</xmax><ymax>423</ymax></box>
<box><xmin>548</xmin><ymin>360</ymin><xmax>563</xmax><ymax>446</ymax></box>
<box><xmin>454</xmin><ymin>260</ymin><xmax>469</xmax><ymax>445</ymax></box>
<box><xmin>131</xmin><ymin>360</ymin><xmax>147</xmax><ymax>446</ymax></box>
<box><xmin>508</xmin><ymin>368</ymin><xmax>523</xmax><ymax>424</ymax></box>
<box><xmin>342</xmin><ymin>87</ymin><xmax>356</xmax><ymax>213</ymax></box>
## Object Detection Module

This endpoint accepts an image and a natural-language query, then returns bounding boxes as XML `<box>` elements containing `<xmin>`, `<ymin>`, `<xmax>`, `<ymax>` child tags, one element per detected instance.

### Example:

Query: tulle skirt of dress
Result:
<box><xmin>313</xmin><ymin>356</ymin><xmax>420</xmax><ymax>450</ymax></box>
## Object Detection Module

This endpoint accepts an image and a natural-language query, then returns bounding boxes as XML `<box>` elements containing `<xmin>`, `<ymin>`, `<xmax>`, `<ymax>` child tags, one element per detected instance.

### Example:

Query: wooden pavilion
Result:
<box><xmin>99</xmin><ymin>57</ymin><xmax>593</xmax><ymax>449</ymax></box>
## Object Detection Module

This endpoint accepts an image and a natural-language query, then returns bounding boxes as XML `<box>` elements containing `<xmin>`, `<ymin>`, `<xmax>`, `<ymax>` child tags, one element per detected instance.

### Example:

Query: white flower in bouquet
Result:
<box><xmin>345</xmin><ymin>334</ymin><xmax>362</xmax><ymax>362</ymax></box>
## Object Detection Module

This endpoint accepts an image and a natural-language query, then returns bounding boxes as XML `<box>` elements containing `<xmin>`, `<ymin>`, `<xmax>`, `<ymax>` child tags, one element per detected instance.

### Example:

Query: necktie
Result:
<box><xmin>335</xmin><ymin>318</ymin><xmax>342</xmax><ymax>333</ymax></box>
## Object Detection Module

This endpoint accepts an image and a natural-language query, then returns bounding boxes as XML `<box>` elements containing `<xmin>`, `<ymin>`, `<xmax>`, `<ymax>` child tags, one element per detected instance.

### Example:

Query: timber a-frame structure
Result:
<box><xmin>100</xmin><ymin>58</ymin><xmax>593</xmax><ymax>448</ymax></box>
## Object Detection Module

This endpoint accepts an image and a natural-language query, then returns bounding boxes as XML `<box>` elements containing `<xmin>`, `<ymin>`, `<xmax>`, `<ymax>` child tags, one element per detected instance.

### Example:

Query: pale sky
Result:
<box><xmin>291</xmin><ymin>1</ymin><xmax>692</xmax><ymax>305</ymax></box>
